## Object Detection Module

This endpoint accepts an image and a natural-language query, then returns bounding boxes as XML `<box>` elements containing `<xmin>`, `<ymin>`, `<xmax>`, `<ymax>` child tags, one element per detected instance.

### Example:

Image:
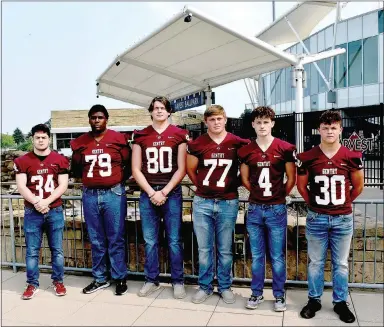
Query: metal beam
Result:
<box><xmin>300</xmin><ymin>48</ymin><xmax>346</xmax><ymax>65</ymax></box>
<box><xmin>285</xmin><ymin>16</ymin><xmax>331</xmax><ymax>91</ymax></box>
<box><xmin>119</xmin><ymin>57</ymin><xmax>207</xmax><ymax>88</ymax></box>
<box><xmin>99</xmin><ymin>79</ymin><xmax>159</xmax><ymax>99</ymax></box>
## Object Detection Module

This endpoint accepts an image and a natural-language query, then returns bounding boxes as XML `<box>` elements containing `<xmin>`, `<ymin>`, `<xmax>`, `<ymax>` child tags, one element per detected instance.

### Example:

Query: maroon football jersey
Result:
<box><xmin>132</xmin><ymin>125</ymin><xmax>189</xmax><ymax>185</ymax></box>
<box><xmin>14</xmin><ymin>151</ymin><xmax>69</xmax><ymax>208</ymax></box>
<box><xmin>187</xmin><ymin>133</ymin><xmax>249</xmax><ymax>200</ymax></box>
<box><xmin>238</xmin><ymin>138</ymin><xmax>296</xmax><ymax>204</ymax></box>
<box><xmin>296</xmin><ymin>145</ymin><xmax>363</xmax><ymax>215</ymax></box>
<box><xmin>70</xmin><ymin>129</ymin><xmax>130</xmax><ymax>188</ymax></box>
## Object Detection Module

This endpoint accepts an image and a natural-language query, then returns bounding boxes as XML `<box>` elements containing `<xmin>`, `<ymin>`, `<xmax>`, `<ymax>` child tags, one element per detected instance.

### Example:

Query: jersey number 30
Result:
<box><xmin>315</xmin><ymin>175</ymin><xmax>346</xmax><ymax>205</ymax></box>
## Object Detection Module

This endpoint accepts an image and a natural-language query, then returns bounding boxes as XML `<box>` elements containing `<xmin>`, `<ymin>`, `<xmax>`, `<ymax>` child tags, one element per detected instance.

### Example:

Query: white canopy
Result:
<box><xmin>256</xmin><ymin>1</ymin><xmax>338</xmax><ymax>46</ymax></box>
<box><xmin>97</xmin><ymin>6</ymin><xmax>299</xmax><ymax>107</ymax></box>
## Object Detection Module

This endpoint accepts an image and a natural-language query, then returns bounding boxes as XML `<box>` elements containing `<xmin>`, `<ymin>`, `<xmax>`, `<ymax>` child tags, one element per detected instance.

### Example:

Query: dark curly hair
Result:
<box><xmin>318</xmin><ymin>110</ymin><xmax>342</xmax><ymax>127</ymax></box>
<box><xmin>250</xmin><ymin>106</ymin><xmax>275</xmax><ymax>122</ymax></box>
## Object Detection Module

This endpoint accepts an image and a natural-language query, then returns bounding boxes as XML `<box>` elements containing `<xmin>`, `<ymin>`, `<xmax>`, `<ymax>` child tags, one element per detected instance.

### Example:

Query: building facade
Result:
<box><xmin>259</xmin><ymin>8</ymin><xmax>384</xmax><ymax>113</ymax></box>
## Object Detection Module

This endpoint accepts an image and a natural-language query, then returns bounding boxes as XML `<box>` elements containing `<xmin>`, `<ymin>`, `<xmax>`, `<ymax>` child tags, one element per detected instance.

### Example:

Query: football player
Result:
<box><xmin>296</xmin><ymin>110</ymin><xmax>364</xmax><ymax>323</ymax></box>
<box><xmin>131</xmin><ymin>96</ymin><xmax>189</xmax><ymax>299</ymax></box>
<box><xmin>15</xmin><ymin>124</ymin><xmax>69</xmax><ymax>299</ymax></box>
<box><xmin>70</xmin><ymin>105</ymin><xmax>130</xmax><ymax>296</ymax></box>
<box><xmin>238</xmin><ymin>106</ymin><xmax>296</xmax><ymax>312</ymax></box>
<box><xmin>186</xmin><ymin>105</ymin><xmax>249</xmax><ymax>304</ymax></box>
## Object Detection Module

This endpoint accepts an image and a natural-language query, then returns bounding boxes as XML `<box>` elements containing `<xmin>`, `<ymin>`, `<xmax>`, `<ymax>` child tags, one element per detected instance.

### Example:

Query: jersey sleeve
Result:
<box><xmin>237</xmin><ymin>146</ymin><xmax>249</xmax><ymax>164</ymax></box>
<box><xmin>348</xmin><ymin>151</ymin><xmax>363</xmax><ymax>172</ymax></box>
<box><xmin>178</xmin><ymin>129</ymin><xmax>190</xmax><ymax>144</ymax></box>
<box><xmin>186</xmin><ymin>139</ymin><xmax>200</xmax><ymax>157</ymax></box>
<box><xmin>58</xmin><ymin>156</ymin><xmax>70</xmax><ymax>174</ymax></box>
<box><xmin>295</xmin><ymin>151</ymin><xmax>307</xmax><ymax>175</ymax></box>
<box><xmin>70</xmin><ymin>140</ymin><xmax>83</xmax><ymax>178</ymax></box>
<box><xmin>284</xmin><ymin>143</ymin><xmax>296</xmax><ymax>163</ymax></box>
<box><xmin>131</xmin><ymin>129</ymin><xmax>145</xmax><ymax>146</ymax></box>
<box><xmin>13</xmin><ymin>157</ymin><xmax>26</xmax><ymax>174</ymax></box>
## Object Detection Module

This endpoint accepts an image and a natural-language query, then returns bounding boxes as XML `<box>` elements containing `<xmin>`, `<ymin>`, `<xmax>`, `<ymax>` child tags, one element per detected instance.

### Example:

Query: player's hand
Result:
<box><xmin>35</xmin><ymin>199</ymin><xmax>50</xmax><ymax>213</ymax></box>
<box><xmin>150</xmin><ymin>191</ymin><xmax>168</xmax><ymax>206</ymax></box>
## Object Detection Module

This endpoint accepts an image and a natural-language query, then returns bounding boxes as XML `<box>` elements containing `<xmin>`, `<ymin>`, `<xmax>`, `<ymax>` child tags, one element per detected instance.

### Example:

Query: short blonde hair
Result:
<box><xmin>204</xmin><ymin>105</ymin><xmax>226</xmax><ymax>121</ymax></box>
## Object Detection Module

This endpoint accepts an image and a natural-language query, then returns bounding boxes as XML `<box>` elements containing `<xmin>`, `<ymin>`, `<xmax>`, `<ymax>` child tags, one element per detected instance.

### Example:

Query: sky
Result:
<box><xmin>2</xmin><ymin>1</ymin><xmax>383</xmax><ymax>135</ymax></box>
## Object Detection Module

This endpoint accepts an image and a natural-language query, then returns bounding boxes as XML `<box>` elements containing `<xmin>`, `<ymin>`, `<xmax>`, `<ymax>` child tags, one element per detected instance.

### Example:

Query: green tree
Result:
<box><xmin>13</xmin><ymin>128</ymin><xmax>25</xmax><ymax>145</ymax></box>
<box><xmin>17</xmin><ymin>139</ymin><xmax>33</xmax><ymax>152</ymax></box>
<box><xmin>1</xmin><ymin>134</ymin><xmax>16</xmax><ymax>148</ymax></box>
<box><xmin>239</xmin><ymin>108</ymin><xmax>252</xmax><ymax>119</ymax></box>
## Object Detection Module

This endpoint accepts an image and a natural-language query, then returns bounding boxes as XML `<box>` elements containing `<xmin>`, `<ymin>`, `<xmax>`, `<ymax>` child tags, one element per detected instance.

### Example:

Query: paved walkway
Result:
<box><xmin>1</xmin><ymin>269</ymin><xmax>383</xmax><ymax>326</ymax></box>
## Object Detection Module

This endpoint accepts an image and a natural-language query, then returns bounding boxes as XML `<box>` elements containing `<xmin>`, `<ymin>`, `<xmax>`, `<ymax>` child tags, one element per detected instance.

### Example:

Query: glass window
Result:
<box><xmin>270</xmin><ymin>72</ymin><xmax>276</xmax><ymax>105</ymax></box>
<box><xmin>348</xmin><ymin>40</ymin><xmax>362</xmax><ymax>86</ymax></box>
<box><xmin>310</xmin><ymin>63</ymin><xmax>319</xmax><ymax>95</ymax></box>
<box><xmin>275</xmin><ymin>70</ymin><xmax>281</xmax><ymax>104</ymax></box>
<box><xmin>363</xmin><ymin>36</ymin><xmax>378</xmax><ymax>84</ymax></box>
<box><xmin>286</xmin><ymin>67</ymin><xmax>292</xmax><ymax>102</ymax></box>
<box><xmin>379</xmin><ymin>10</ymin><xmax>384</xmax><ymax>34</ymax></box>
<box><xmin>304</xmin><ymin>64</ymin><xmax>311</xmax><ymax>97</ymax></box>
<box><xmin>58</xmin><ymin>133</ymin><xmax>72</xmax><ymax>138</ymax></box>
<box><xmin>318</xmin><ymin>58</ymin><xmax>326</xmax><ymax>93</ymax></box>
<box><xmin>334</xmin><ymin>43</ymin><xmax>347</xmax><ymax>88</ymax></box>
<box><xmin>72</xmin><ymin>133</ymin><xmax>83</xmax><ymax>138</ymax></box>
<box><xmin>280</xmin><ymin>68</ymin><xmax>286</xmax><ymax>103</ymax></box>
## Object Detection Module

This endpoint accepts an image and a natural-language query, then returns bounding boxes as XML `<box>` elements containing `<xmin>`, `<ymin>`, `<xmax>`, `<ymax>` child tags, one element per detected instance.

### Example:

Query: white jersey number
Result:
<box><xmin>31</xmin><ymin>174</ymin><xmax>55</xmax><ymax>199</ymax></box>
<box><xmin>203</xmin><ymin>159</ymin><xmax>232</xmax><ymax>187</ymax></box>
<box><xmin>258</xmin><ymin>167</ymin><xmax>272</xmax><ymax>196</ymax></box>
<box><xmin>146</xmin><ymin>147</ymin><xmax>172</xmax><ymax>174</ymax></box>
<box><xmin>315</xmin><ymin>175</ymin><xmax>346</xmax><ymax>205</ymax></box>
<box><xmin>85</xmin><ymin>153</ymin><xmax>112</xmax><ymax>178</ymax></box>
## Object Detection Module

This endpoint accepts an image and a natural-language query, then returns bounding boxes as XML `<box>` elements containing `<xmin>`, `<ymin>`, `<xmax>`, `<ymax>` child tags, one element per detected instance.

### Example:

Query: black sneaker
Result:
<box><xmin>334</xmin><ymin>301</ymin><xmax>356</xmax><ymax>323</ymax></box>
<box><xmin>115</xmin><ymin>279</ymin><xmax>128</xmax><ymax>296</ymax></box>
<box><xmin>82</xmin><ymin>280</ymin><xmax>110</xmax><ymax>294</ymax></box>
<box><xmin>300</xmin><ymin>298</ymin><xmax>322</xmax><ymax>319</ymax></box>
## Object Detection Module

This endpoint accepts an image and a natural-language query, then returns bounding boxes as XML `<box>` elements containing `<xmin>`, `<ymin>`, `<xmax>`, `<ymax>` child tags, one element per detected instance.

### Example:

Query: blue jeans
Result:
<box><xmin>23</xmin><ymin>206</ymin><xmax>65</xmax><ymax>287</ymax></box>
<box><xmin>139</xmin><ymin>185</ymin><xmax>184</xmax><ymax>284</ymax></box>
<box><xmin>306</xmin><ymin>210</ymin><xmax>353</xmax><ymax>303</ymax></box>
<box><xmin>82</xmin><ymin>183</ymin><xmax>127</xmax><ymax>282</ymax></box>
<box><xmin>192</xmin><ymin>196</ymin><xmax>239</xmax><ymax>294</ymax></box>
<box><xmin>246</xmin><ymin>203</ymin><xmax>287</xmax><ymax>298</ymax></box>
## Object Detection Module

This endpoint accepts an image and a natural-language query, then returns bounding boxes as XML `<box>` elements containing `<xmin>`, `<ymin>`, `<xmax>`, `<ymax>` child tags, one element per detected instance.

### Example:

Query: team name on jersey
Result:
<box><xmin>36</xmin><ymin>168</ymin><xmax>49</xmax><ymax>174</ymax></box>
<box><xmin>257</xmin><ymin>161</ymin><xmax>271</xmax><ymax>167</ymax></box>
<box><xmin>322</xmin><ymin>168</ymin><xmax>338</xmax><ymax>174</ymax></box>
<box><xmin>211</xmin><ymin>153</ymin><xmax>225</xmax><ymax>159</ymax></box>
<box><xmin>152</xmin><ymin>141</ymin><xmax>165</xmax><ymax>146</ymax></box>
<box><xmin>92</xmin><ymin>149</ymin><xmax>104</xmax><ymax>154</ymax></box>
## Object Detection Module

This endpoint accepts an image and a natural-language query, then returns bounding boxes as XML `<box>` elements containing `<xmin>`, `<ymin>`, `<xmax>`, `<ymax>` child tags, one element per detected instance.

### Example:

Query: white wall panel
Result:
<box><xmin>363</xmin><ymin>84</ymin><xmax>379</xmax><ymax>105</ymax></box>
<box><xmin>379</xmin><ymin>34</ymin><xmax>383</xmax><ymax>83</ymax></box>
<box><xmin>304</xmin><ymin>96</ymin><xmax>310</xmax><ymax>111</ymax></box>
<box><xmin>336</xmin><ymin>21</ymin><xmax>347</xmax><ymax>45</ymax></box>
<box><xmin>348</xmin><ymin>86</ymin><xmax>363</xmax><ymax>107</ymax></box>
<box><xmin>325</xmin><ymin>25</ymin><xmax>334</xmax><ymax>49</ymax></box>
<box><xmin>318</xmin><ymin>92</ymin><xmax>326</xmax><ymax>110</ymax></box>
<box><xmin>337</xmin><ymin>88</ymin><xmax>349</xmax><ymax>108</ymax></box>
<box><xmin>348</xmin><ymin>16</ymin><xmax>362</xmax><ymax>43</ymax></box>
<box><xmin>363</xmin><ymin>12</ymin><xmax>378</xmax><ymax>39</ymax></box>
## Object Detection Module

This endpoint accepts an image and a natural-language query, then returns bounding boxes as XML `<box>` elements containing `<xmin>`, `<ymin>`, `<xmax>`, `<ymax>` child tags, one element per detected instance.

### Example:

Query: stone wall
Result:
<box><xmin>51</xmin><ymin>109</ymin><xmax>204</xmax><ymax>129</ymax></box>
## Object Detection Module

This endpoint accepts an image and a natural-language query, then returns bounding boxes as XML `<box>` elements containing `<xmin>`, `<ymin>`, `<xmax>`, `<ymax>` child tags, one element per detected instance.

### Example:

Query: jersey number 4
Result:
<box><xmin>315</xmin><ymin>175</ymin><xmax>346</xmax><ymax>205</ymax></box>
<box><xmin>85</xmin><ymin>154</ymin><xmax>112</xmax><ymax>177</ymax></box>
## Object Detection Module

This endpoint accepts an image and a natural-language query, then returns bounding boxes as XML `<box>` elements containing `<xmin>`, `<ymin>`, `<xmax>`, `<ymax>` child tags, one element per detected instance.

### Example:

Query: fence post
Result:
<box><xmin>8</xmin><ymin>198</ymin><xmax>18</xmax><ymax>273</ymax></box>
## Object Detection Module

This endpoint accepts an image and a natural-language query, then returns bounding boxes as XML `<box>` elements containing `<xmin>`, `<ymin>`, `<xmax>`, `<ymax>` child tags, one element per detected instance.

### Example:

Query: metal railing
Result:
<box><xmin>1</xmin><ymin>194</ymin><xmax>383</xmax><ymax>289</ymax></box>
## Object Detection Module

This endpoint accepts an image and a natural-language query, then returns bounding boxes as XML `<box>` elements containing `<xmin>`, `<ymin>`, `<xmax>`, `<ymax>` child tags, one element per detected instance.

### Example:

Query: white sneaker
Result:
<box><xmin>137</xmin><ymin>282</ymin><xmax>160</xmax><ymax>297</ymax></box>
